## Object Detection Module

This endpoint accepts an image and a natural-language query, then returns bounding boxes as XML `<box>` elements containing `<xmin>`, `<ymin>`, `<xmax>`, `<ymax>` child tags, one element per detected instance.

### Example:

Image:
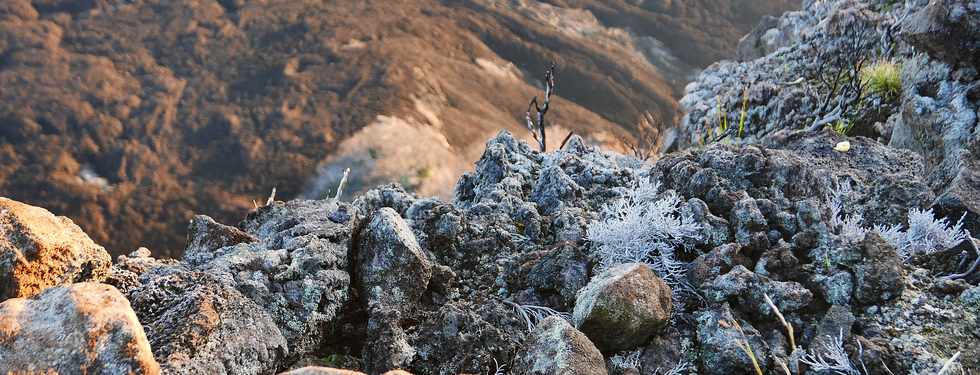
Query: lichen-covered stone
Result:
<box><xmin>852</xmin><ymin>232</ymin><xmax>905</xmax><ymax>306</ymax></box>
<box><xmin>573</xmin><ymin>263</ymin><xmax>672</xmax><ymax>354</ymax></box>
<box><xmin>514</xmin><ymin>316</ymin><xmax>607</xmax><ymax>375</ymax></box>
<box><xmin>0</xmin><ymin>197</ymin><xmax>111</xmax><ymax>300</ymax></box>
<box><xmin>696</xmin><ymin>304</ymin><xmax>769</xmax><ymax>375</ymax></box>
<box><xmin>0</xmin><ymin>282</ymin><xmax>159</xmax><ymax>374</ymax></box>
<box><xmin>358</xmin><ymin>207</ymin><xmax>432</xmax><ymax>307</ymax></box>
<box><xmin>127</xmin><ymin>271</ymin><xmax>288</xmax><ymax>374</ymax></box>
<box><xmin>901</xmin><ymin>0</ymin><xmax>980</xmax><ymax>67</ymax></box>
<box><xmin>703</xmin><ymin>265</ymin><xmax>812</xmax><ymax>317</ymax></box>
<box><xmin>182</xmin><ymin>215</ymin><xmax>257</xmax><ymax>266</ymax></box>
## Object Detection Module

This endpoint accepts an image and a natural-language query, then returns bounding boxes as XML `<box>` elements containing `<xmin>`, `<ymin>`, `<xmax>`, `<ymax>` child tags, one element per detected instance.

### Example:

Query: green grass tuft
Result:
<box><xmin>861</xmin><ymin>61</ymin><xmax>902</xmax><ymax>101</ymax></box>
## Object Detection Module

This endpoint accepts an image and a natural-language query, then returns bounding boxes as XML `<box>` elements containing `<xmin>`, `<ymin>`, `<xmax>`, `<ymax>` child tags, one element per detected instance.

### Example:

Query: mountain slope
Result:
<box><xmin>0</xmin><ymin>0</ymin><xmax>797</xmax><ymax>256</ymax></box>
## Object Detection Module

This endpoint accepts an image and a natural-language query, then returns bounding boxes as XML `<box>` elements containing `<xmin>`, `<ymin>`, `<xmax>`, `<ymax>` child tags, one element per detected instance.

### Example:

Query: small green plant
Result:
<box><xmin>829</xmin><ymin>119</ymin><xmax>853</xmax><ymax>135</ymax></box>
<box><xmin>861</xmin><ymin>61</ymin><xmax>902</xmax><ymax>100</ymax></box>
<box><xmin>736</xmin><ymin>88</ymin><xmax>750</xmax><ymax>138</ymax></box>
<box><xmin>707</xmin><ymin>88</ymin><xmax>751</xmax><ymax>143</ymax></box>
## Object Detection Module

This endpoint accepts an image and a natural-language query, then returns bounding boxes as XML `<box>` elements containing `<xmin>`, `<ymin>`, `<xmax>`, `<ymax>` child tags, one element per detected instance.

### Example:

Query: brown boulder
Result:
<box><xmin>0</xmin><ymin>197</ymin><xmax>111</xmax><ymax>300</ymax></box>
<box><xmin>0</xmin><ymin>282</ymin><xmax>159</xmax><ymax>374</ymax></box>
<box><xmin>572</xmin><ymin>263</ymin><xmax>672</xmax><ymax>354</ymax></box>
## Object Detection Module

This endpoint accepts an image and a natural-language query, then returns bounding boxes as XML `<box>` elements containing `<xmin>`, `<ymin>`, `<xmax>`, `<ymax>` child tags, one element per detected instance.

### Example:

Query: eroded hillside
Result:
<box><xmin>0</xmin><ymin>0</ymin><xmax>797</xmax><ymax>256</ymax></box>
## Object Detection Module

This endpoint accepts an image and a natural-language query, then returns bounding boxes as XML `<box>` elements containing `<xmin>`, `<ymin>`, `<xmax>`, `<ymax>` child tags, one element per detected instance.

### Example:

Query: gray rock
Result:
<box><xmin>354</xmin><ymin>184</ymin><xmax>417</xmax><ymax>218</ymax></box>
<box><xmin>902</xmin><ymin>0</ymin><xmax>980</xmax><ymax>67</ymax></box>
<box><xmin>278</xmin><ymin>367</ymin><xmax>411</xmax><ymax>375</ymax></box>
<box><xmin>127</xmin><ymin>271</ymin><xmax>288</xmax><ymax>375</ymax></box>
<box><xmin>116</xmin><ymin>199</ymin><xmax>355</xmax><ymax>367</ymax></box>
<box><xmin>852</xmin><ymin>232</ymin><xmax>905</xmax><ymax>306</ymax></box>
<box><xmin>696</xmin><ymin>304</ymin><xmax>769</xmax><ymax>375</ymax></box>
<box><xmin>703</xmin><ymin>265</ymin><xmax>813</xmax><ymax>317</ymax></box>
<box><xmin>525</xmin><ymin>243</ymin><xmax>593</xmax><ymax>310</ymax></box>
<box><xmin>278</xmin><ymin>367</ymin><xmax>367</xmax><ymax>375</ymax></box>
<box><xmin>513</xmin><ymin>316</ymin><xmax>607</xmax><ymax>375</ymax></box>
<box><xmin>407</xmin><ymin>299</ymin><xmax>525</xmax><ymax>374</ymax></box>
<box><xmin>362</xmin><ymin>304</ymin><xmax>415</xmax><ymax>374</ymax></box>
<box><xmin>890</xmin><ymin>56</ymin><xmax>978</xmax><ymax>210</ymax></box>
<box><xmin>358</xmin><ymin>207</ymin><xmax>432</xmax><ymax>307</ymax></box>
<box><xmin>0</xmin><ymin>283</ymin><xmax>159</xmax><ymax>374</ymax></box>
<box><xmin>688</xmin><ymin>243</ymin><xmax>751</xmax><ymax>288</ymax></box>
<box><xmin>530</xmin><ymin>165</ymin><xmax>583</xmax><ymax>215</ymax></box>
<box><xmin>731</xmin><ymin>198</ymin><xmax>769</xmax><ymax>248</ymax></box>
<box><xmin>811</xmin><ymin>271</ymin><xmax>855</xmax><ymax>306</ymax></box>
<box><xmin>0</xmin><ymin>197</ymin><xmax>111</xmax><ymax>300</ymax></box>
<box><xmin>182</xmin><ymin>215</ymin><xmax>257</xmax><ymax>266</ymax></box>
<box><xmin>808</xmin><ymin>305</ymin><xmax>856</xmax><ymax>355</ymax></box>
<box><xmin>639</xmin><ymin>327</ymin><xmax>690</xmax><ymax>375</ymax></box>
<box><xmin>214</xmin><ymin>199</ymin><xmax>356</xmax><ymax>358</ymax></box>
<box><xmin>573</xmin><ymin>263</ymin><xmax>672</xmax><ymax>354</ymax></box>
<box><xmin>961</xmin><ymin>284</ymin><xmax>980</xmax><ymax>305</ymax></box>
<box><xmin>405</xmin><ymin>197</ymin><xmax>464</xmax><ymax>254</ymax></box>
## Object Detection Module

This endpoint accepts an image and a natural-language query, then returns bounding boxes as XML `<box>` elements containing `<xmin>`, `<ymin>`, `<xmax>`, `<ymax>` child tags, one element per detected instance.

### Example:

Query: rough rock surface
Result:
<box><xmin>572</xmin><ymin>263</ymin><xmax>672</xmax><ymax>354</ymax></box>
<box><xmin>850</xmin><ymin>232</ymin><xmax>905</xmax><ymax>306</ymax></box>
<box><xmin>357</xmin><ymin>207</ymin><xmax>432</xmax><ymax>307</ymax></box>
<box><xmin>108</xmin><ymin>199</ymin><xmax>356</xmax><ymax>373</ymax></box>
<box><xmin>696</xmin><ymin>304</ymin><xmax>769</xmax><ymax>375</ymax></box>
<box><xmin>682</xmin><ymin>0</ymin><xmax>979</xmax><ymax>231</ymax></box>
<box><xmin>127</xmin><ymin>271</ymin><xmax>288</xmax><ymax>374</ymax></box>
<box><xmin>7</xmin><ymin>1</ymin><xmax>980</xmax><ymax>372</ymax></box>
<box><xmin>901</xmin><ymin>0</ymin><xmax>980</xmax><ymax>67</ymax></box>
<box><xmin>0</xmin><ymin>197</ymin><xmax>111</xmax><ymax>300</ymax></box>
<box><xmin>513</xmin><ymin>316</ymin><xmax>607</xmax><ymax>375</ymax></box>
<box><xmin>0</xmin><ymin>282</ymin><xmax>159</xmax><ymax>374</ymax></box>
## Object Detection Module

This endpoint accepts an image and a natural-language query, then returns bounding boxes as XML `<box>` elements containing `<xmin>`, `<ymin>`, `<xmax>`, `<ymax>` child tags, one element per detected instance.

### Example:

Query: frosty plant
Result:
<box><xmin>502</xmin><ymin>300</ymin><xmax>571</xmax><ymax>332</ymax></box>
<box><xmin>874</xmin><ymin>208</ymin><xmax>967</xmax><ymax>260</ymax></box>
<box><xmin>586</xmin><ymin>178</ymin><xmax>701</xmax><ymax>291</ymax></box>
<box><xmin>800</xmin><ymin>329</ymin><xmax>862</xmax><ymax>375</ymax></box>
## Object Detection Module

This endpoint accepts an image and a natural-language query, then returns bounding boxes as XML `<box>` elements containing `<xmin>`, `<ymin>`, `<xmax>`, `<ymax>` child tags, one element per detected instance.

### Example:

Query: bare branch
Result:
<box><xmin>525</xmin><ymin>63</ymin><xmax>556</xmax><ymax>152</ymax></box>
<box><xmin>265</xmin><ymin>187</ymin><xmax>277</xmax><ymax>206</ymax></box>
<box><xmin>558</xmin><ymin>131</ymin><xmax>575</xmax><ymax>150</ymax></box>
<box><xmin>936</xmin><ymin>351</ymin><xmax>961</xmax><ymax>375</ymax></box>
<box><xmin>334</xmin><ymin>167</ymin><xmax>351</xmax><ymax>201</ymax></box>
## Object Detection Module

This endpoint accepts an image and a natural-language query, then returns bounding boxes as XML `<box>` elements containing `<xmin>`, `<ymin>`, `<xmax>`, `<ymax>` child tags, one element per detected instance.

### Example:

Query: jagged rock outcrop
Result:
<box><xmin>127</xmin><ymin>271</ymin><xmax>288</xmax><ymax>374</ymax></box>
<box><xmin>4</xmin><ymin>1</ymin><xmax>980</xmax><ymax>374</ymax></box>
<box><xmin>3</xmin><ymin>121</ymin><xmax>979</xmax><ymax>374</ymax></box>
<box><xmin>901</xmin><ymin>0</ymin><xmax>980</xmax><ymax>67</ymax></box>
<box><xmin>0</xmin><ymin>197</ymin><xmax>111</xmax><ymax>300</ymax></box>
<box><xmin>0</xmin><ymin>282</ymin><xmax>159</xmax><ymax>374</ymax></box>
<box><xmin>357</xmin><ymin>207</ymin><xmax>432</xmax><ymax>307</ymax></box>
<box><xmin>108</xmin><ymin>199</ymin><xmax>356</xmax><ymax>373</ymax></box>
<box><xmin>682</xmin><ymin>0</ymin><xmax>980</xmax><ymax>235</ymax></box>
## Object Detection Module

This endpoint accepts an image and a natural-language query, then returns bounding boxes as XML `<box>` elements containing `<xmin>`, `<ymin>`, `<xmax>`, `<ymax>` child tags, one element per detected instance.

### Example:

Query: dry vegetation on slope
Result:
<box><xmin>0</xmin><ymin>0</ymin><xmax>797</xmax><ymax>257</ymax></box>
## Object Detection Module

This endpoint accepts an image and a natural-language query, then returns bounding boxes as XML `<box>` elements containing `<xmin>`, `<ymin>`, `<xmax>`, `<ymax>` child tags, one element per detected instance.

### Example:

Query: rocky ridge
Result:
<box><xmin>1</xmin><ymin>0</ymin><xmax>979</xmax><ymax>374</ymax></box>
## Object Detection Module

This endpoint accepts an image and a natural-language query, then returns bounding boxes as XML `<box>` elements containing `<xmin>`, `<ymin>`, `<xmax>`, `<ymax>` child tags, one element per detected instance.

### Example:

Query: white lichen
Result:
<box><xmin>800</xmin><ymin>329</ymin><xmax>861</xmax><ymax>375</ymax></box>
<box><xmin>875</xmin><ymin>208</ymin><xmax>968</xmax><ymax>260</ymax></box>
<box><xmin>504</xmin><ymin>300</ymin><xmax>572</xmax><ymax>332</ymax></box>
<box><xmin>610</xmin><ymin>350</ymin><xmax>642</xmax><ymax>371</ymax></box>
<box><xmin>586</xmin><ymin>178</ymin><xmax>701</xmax><ymax>290</ymax></box>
